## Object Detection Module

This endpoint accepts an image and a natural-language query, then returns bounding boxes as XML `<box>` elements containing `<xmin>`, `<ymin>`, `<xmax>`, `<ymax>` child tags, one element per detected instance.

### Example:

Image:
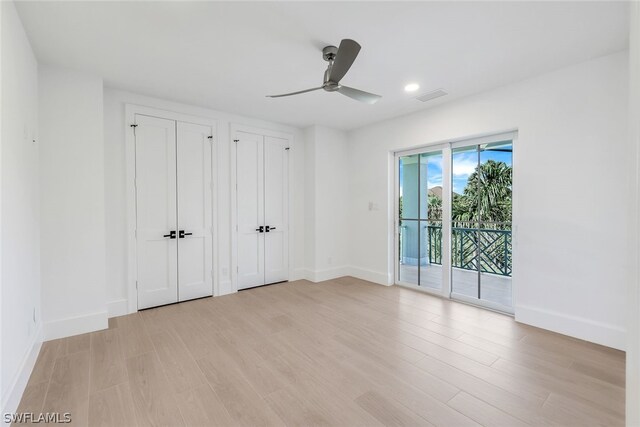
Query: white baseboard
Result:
<box><xmin>1</xmin><ymin>324</ymin><xmax>42</xmax><ymax>418</ymax></box>
<box><xmin>515</xmin><ymin>304</ymin><xmax>626</xmax><ymax>351</ymax></box>
<box><xmin>44</xmin><ymin>311</ymin><xmax>108</xmax><ymax>341</ymax></box>
<box><xmin>290</xmin><ymin>268</ymin><xmax>306</xmax><ymax>281</ymax></box>
<box><xmin>348</xmin><ymin>266</ymin><xmax>392</xmax><ymax>286</ymax></box>
<box><xmin>217</xmin><ymin>279</ymin><xmax>235</xmax><ymax>296</ymax></box>
<box><xmin>304</xmin><ymin>266</ymin><xmax>350</xmax><ymax>283</ymax></box>
<box><xmin>107</xmin><ymin>299</ymin><xmax>128</xmax><ymax>318</ymax></box>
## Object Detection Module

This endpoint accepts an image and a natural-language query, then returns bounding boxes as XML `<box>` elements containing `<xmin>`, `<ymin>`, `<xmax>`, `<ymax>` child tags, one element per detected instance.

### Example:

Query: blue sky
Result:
<box><xmin>452</xmin><ymin>146</ymin><xmax>512</xmax><ymax>194</ymax></box>
<box><xmin>400</xmin><ymin>143</ymin><xmax>512</xmax><ymax>196</ymax></box>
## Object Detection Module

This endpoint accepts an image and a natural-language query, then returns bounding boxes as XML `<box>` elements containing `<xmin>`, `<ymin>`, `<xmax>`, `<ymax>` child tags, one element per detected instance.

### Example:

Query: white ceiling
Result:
<box><xmin>16</xmin><ymin>1</ymin><xmax>629</xmax><ymax>130</ymax></box>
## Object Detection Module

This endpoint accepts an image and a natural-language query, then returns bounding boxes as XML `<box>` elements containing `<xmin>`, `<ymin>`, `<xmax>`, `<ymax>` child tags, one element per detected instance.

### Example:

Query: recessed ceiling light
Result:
<box><xmin>404</xmin><ymin>83</ymin><xmax>420</xmax><ymax>92</ymax></box>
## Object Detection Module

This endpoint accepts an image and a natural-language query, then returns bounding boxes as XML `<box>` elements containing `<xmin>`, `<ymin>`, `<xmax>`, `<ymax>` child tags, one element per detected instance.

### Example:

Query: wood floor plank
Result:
<box><xmin>19</xmin><ymin>278</ymin><xmax>626</xmax><ymax>426</ymax></box>
<box><xmin>491</xmin><ymin>357</ymin><xmax>625</xmax><ymax>417</ymax></box>
<box><xmin>28</xmin><ymin>340</ymin><xmax>63</xmax><ymax>384</ymax></box>
<box><xmin>88</xmin><ymin>382</ymin><xmax>138</xmax><ymax>427</ymax></box>
<box><xmin>264</xmin><ymin>388</ymin><xmax>333</xmax><ymax>427</ymax></box>
<box><xmin>125</xmin><ymin>352</ymin><xmax>185</xmax><ymax>427</ymax></box>
<box><xmin>90</xmin><ymin>329</ymin><xmax>127</xmax><ymax>392</ymax></box>
<box><xmin>355</xmin><ymin>390</ymin><xmax>435</xmax><ymax>427</ymax></box>
<box><xmin>196</xmin><ymin>355</ymin><xmax>286</xmax><ymax>426</ymax></box>
<box><xmin>149</xmin><ymin>329</ymin><xmax>206</xmax><ymax>394</ymax></box>
<box><xmin>569</xmin><ymin>359</ymin><xmax>625</xmax><ymax>387</ymax></box>
<box><xmin>49</xmin><ymin>350</ymin><xmax>90</xmax><ymax>391</ymax></box>
<box><xmin>175</xmin><ymin>383</ymin><xmax>234</xmax><ymax>427</ymax></box>
<box><xmin>542</xmin><ymin>392</ymin><xmax>624</xmax><ymax>426</ymax></box>
<box><xmin>116</xmin><ymin>314</ymin><xmax>155</xmax><ymax>359</ymax></box>
<box><xmin>42</xmin><ymin>350</ymin><xmax>91</xmax><ymax>426</ymax></box>
<box><xmin>16</xmin><ymin>380</ymin><xmax>48</xmax><ymax>415</ymax></box>
<box><xmin>60</xmin><ymin>333</ymin><xmax>91</xmax><ymax>355</ymax></box>
<box><xmin>413</xmin><ymin>353</ymin><xmax>554</xmax><ymax>425</ymax></box>
<box><xmin>448</xmin><ymin>391</ymin><xmax>529</xmax><ymax>427</ymax></box>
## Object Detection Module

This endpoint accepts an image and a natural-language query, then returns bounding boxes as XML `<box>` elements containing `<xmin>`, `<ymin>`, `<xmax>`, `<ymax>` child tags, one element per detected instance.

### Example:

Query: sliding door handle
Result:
<box><xmin>255</xmin><ymin>226</ymin><xmax>264</xmax><ymax>233</ymax></box>
<box><xmin>265</xmin><ymin>226</ymin><xmax>276</xmax><ymax>232</ymax></box>
<box><xmin>178</xmin><ymin>230</ymin><xmax>193</xmax><ymax>239</ymax></box>
<box><xmin>163</xmin><ymin>231</ymin><xmax>177</xmax><ymax>239</ymax></box>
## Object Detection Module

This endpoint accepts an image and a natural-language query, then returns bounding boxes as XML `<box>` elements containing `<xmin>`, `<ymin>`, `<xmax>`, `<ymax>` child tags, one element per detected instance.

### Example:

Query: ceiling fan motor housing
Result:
<box><xmin>322</xmin><ymin>45</ymin><xmax>338</xmax><ymax>62</ymax></box>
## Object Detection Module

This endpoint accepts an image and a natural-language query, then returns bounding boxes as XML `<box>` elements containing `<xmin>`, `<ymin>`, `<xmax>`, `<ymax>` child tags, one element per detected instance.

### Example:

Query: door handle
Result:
<box><xmin>179</xmin><ymin>230</ymin><xmax>193</xmax><ymax>238</ymax></box>
<box><xmin>255</xmin><ymin>226</ymin><xmax>264</xmax><ymax>233</ymax></box>
<box><xmin>163</xmin><ymin>230</ymin><xmax>177</xmax><ymax>239</ymax></box>
<box><xmin>265</xmin><ymin>226</ymin><xmax>276</xmax><ymax>232</ymax></box>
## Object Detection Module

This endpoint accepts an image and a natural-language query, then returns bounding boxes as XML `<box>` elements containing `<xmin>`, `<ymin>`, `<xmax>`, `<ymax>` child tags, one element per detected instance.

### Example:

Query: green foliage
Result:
<box><xmin>427</xmin><ymin>193</ymin><xmax>442</xmax><ymax>221</ymax></box>
<box><xmin>453</xmin><ymin>160</ymin><xmax>512</xmax><ymax>224</ymax></box>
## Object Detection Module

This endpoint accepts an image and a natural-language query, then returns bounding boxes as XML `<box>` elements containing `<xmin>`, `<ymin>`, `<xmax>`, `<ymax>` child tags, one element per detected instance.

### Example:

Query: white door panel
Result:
<box><xmin>177</xmin><ymin>122</ymin><xmax>213</xmax><ymax>301</ymax></box>
<box><xmin>264</xmin><ymin>136</ymin><xmax>289</xmax><ymax>284</ymax></box>
<box><xmin>135</xmin><ymin>115</ymin><xmax>178</xmax><ymax>309</ymax></box>
<box><xmin>236</xmin><ymin>131</ymin><xmax>265</xmax><ymax>290</ymax></box>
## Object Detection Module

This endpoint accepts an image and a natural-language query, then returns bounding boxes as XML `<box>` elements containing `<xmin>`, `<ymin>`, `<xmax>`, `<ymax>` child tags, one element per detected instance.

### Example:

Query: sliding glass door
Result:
<box><xmin>451</xmin><ymin>141</ymin><xmax>512</xmax><ymax>310</ymax></box>
<box><xmin>398</xmin><ymin>150</ymin><xmax>444</xmax><ymax>291</ymax></box>
<box><xmin>396</xmin><ymin>133</ymin><xmax>514</xmax><ymax>313</ymax></box>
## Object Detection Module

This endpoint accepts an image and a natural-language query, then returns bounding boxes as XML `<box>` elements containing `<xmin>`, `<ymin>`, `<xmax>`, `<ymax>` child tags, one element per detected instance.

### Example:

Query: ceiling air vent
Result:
<box><xmin>416</xmin><ymin>89</ymin><xmax>448</xmax><ymax>102</ymax></box>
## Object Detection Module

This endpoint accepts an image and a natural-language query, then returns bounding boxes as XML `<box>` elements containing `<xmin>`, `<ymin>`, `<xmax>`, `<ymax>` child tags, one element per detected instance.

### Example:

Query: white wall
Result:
<box><xmin>0</xmin><ymin>1</ymin><xmax>41</xmax><ymax>415</ymax></box>
<box><xmin>627</xmin><ymin>2</ymin><xmax>640</xmax><ymax>424</ymax></box>
<box><xmin>302</xmin><ymin>125</ymin><xmax>350</xmax><ymax>281</ymax></box>
<box><xmin>39</xmin><ymin>66</ymin><xmax>107</xmax><ymax>340</ymax></box>
<box><xmin>103</xmin><ymin>89</ymin><xmax>305</xmax><ymax>313</ymax></box>
<box><xmin>347</xmin><ymin>51</ymin><xmax>629</xmax><ymax>350</ymax></box>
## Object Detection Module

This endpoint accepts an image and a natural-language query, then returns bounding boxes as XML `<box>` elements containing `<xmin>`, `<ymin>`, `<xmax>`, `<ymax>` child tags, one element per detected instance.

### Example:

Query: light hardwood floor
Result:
<box><xmin>18</xmin><ymin>277</ymin><xmax>625</xmax><ymax>426</ymax></box>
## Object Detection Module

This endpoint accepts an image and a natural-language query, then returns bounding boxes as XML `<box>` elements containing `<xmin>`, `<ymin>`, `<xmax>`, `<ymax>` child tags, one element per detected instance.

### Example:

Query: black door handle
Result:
<box><xmin>255</xmin><ymin>226</ymin><xmax>264</xmax><ymax>233</ymax></box>
<box><xmin>179</xmin><ymin>230</ymin><xmax>193</xmax><ymax>238</ymax></box>
<box><xmin>265</xmin><ymin>226</ymin><xmax>277</xmax><ymax>232</ymax></box>
<box><xmin>163</xmin><ymin>230</ymin><xmax>176</xmax><ymax>239</ymax></box>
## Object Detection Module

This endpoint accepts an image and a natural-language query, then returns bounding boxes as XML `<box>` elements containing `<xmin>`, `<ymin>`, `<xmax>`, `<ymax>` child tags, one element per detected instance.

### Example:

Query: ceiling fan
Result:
<box><xmin>267</xmin><ymin>39</ymin><xmax>381</xmax><ymax>104</ymax></box>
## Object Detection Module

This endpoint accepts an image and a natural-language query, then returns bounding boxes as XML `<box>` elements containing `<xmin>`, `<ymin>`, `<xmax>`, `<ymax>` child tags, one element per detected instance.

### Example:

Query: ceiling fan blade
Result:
<box><xmin>266</xmin><ymin>87</ymin><xmax>323</xmax><ymax>98</ymax></box>
<box><xmin>328</xmin><ymin>39</ymin><xmax>361</xmax><ymax>83</ymax></box>
<box><xmin>337</xmin><ymin>85</ymin><xmax>381</xmax><ymax>104</ymax></box>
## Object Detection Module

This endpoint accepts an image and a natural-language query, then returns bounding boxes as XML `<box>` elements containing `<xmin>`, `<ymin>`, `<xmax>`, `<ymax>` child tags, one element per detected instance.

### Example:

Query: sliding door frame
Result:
<box><xmin>393</xmin><ymin>130</ymin><xmax>517</xmax><ymax>314</ymax></box>
<box><xmin>394</xmin><ymin>143</ymin><xmax>451</xmax><ymax>299</ymax></box>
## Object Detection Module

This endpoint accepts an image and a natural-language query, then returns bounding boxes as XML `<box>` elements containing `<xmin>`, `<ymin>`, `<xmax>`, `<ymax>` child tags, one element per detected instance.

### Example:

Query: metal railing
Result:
<box><xmin>426</xmin><ymin>225</ymin><xmax>512</xmax><ymax>277</ymax></box>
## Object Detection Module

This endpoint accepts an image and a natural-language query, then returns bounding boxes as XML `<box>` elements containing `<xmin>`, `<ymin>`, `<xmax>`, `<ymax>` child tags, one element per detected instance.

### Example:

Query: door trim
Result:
<box><xmin>230</xmin><ymin>123</ymin><xmax>294</xmax><ymax>293</ymax></box>
<box><xmin>125</xmin><ymin>104</ymin><xmax>218</xmax><ymax>314</ymax></box>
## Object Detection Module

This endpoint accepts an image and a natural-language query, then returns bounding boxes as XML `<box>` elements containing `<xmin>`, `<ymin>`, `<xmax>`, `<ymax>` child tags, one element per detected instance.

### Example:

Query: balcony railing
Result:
<box><xmin>426</xmin><ymin>225</ymin><xmax>512</xmax><ymax>277</ymax></box>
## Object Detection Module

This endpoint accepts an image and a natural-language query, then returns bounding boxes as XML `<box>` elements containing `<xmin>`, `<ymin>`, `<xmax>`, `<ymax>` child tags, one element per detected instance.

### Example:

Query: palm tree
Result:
<box><xmin>452</xmin><ymin>160</ymin><xmax>512</xmax><ymax>224</ymax></box>
<box><xmin>451</xmin><ymin>160</ymin><xmax>512</xmax><ymax>275</ymax></box>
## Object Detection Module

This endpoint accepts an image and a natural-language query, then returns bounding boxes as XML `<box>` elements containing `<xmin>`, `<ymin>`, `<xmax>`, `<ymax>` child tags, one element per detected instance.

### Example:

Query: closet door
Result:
<box><xmin>134</xmin><ymin>115</ymin><xmax>178</xmax><ymax>309</ymax></box>
<box><xmin>264</xmin><ymin>136</ymin><xmax>289</xmax><ymax>284</ymax></box>
<box><xmin>177</xmin><ymin>122</ymin><xmax>213</xmax><ymax>301</ymax></box>
<box><xmin>236</xmin><ymin>132</ymin><xmax>265</xmax><ymax>290</ymax></box>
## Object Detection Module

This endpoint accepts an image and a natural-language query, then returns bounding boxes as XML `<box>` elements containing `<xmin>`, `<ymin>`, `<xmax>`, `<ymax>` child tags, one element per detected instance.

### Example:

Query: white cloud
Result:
<box><xmin>452</xmin><ymin>158</ymin><xmax>477</xmax><ymax>177</ymax></box>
